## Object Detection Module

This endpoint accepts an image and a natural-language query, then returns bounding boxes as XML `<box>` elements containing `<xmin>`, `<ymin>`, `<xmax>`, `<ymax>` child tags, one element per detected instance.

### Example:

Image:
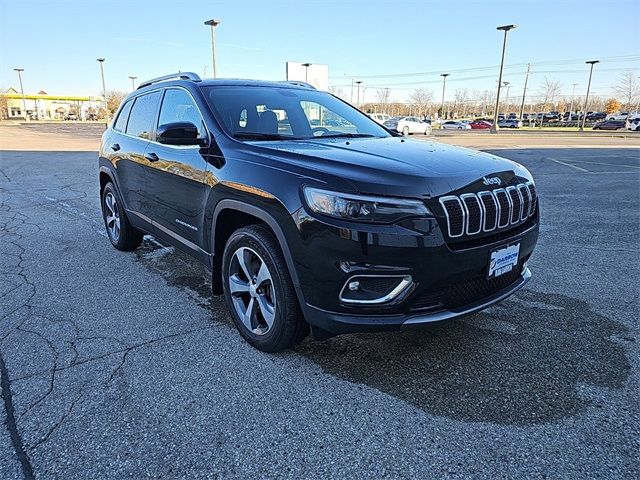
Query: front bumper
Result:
<box><xmin>303</xmin><ymin>266</ymin><xmax>531</xmax><ymax>334</ymax></box>
<box><xmin>289</xmin><ymin>206</ymin><xmax>539</xmax><ymax>335</ymax></box>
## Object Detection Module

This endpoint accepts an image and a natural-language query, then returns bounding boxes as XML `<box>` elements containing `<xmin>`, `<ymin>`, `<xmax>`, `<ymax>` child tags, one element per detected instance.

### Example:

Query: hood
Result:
<box><xmin>245</xmin><ymin>136</ymin><xmax>532</xmax><ymax>198</ymax></box>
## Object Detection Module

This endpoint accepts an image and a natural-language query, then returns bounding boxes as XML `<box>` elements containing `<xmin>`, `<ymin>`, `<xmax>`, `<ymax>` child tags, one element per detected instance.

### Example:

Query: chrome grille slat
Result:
<box><xmin>439</xmin><ymin>181</ymin><xmax>537</xmax><ymax>239</ymax></box>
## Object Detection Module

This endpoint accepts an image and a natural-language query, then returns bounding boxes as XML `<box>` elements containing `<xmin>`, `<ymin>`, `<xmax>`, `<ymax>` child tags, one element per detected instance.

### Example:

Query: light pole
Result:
<box><xmin>355</xmin><ymin>80</ymin><xmax>363</xmax><ymax>108</ymax></box>
<box><xmin>204</xmin><ymin>19</ymin><xmax>221</xmax><ymax>78</ymax></box>
<box><xmin>440</xmin><ymin>73</ymin><xmax>449</xmax><ymax>121</ymax></box>
<box><xmin>568</xmin><ymin>83</ymin><xmax>578</xmax><ymax>121</ymax></box>
<box><xmin>13</xmin><ymin>68</ymin><xmax>28</xmax><ymax>122</ymax></box>
<box><xmin>580</xmin><ymin>60</ymin><xmax>599</xmax><ymax>132</ymax></box>
<box><xmin>503</xmin><ymin>81</ymin><xmax>511</xmax><ymax>114</ymax></box>
<box><xmin>96</xmin><ymin>58</ymin><xmax>108</xmax><ymax>124</ymax></box>
<box><xmin>490</xmin><ymin>24</ymin><xmax>517</xmax><ymax>133</ymax></box>
<box><xmin>302</xmin><ymin>63</ymin><xmax>312</xmax><ymax>83</ymax></box>
<box><xmin>129</xmin><ymin>76</ymin><xmax>137</xmax><ymax>91</ymax></box>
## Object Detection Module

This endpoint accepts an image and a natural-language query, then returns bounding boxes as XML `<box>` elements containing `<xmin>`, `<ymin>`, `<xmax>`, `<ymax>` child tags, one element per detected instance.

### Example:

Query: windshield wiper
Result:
<box><xmin>314</xmin><ymin>133</ymin><xmax>379</xmax><ymax>139</ymax></box>
<box><xmin>232</xmin><ymin>132</ymin><xmax>302</xmax><ymax>141</ymax></box>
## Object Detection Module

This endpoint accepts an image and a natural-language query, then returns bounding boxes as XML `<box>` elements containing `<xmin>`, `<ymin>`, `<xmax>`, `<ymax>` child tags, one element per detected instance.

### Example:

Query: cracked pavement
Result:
<box><xmin>0</xmin><ymin>148</ymin><xmax>638</xmax><ymax>479</ymax></box>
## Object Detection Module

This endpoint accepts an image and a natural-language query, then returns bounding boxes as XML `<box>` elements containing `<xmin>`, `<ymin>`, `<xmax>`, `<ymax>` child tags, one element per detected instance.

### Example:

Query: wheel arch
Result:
<box><xmin>210</xmin><ymin>200</ymin><xmax>304</xmax><ymax>303</ymax></box>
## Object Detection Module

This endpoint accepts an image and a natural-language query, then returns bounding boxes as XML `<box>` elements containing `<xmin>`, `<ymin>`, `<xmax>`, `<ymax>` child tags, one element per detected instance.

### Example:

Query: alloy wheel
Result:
<box><xmin>104</xmin><ymin>192</ymin><xmax>121</xmax><ymax>241</ymax></box>
<box><xmin>228</xmin><ymin>246</ymin><xmax>276</xmax><ymax>335</ymax></box>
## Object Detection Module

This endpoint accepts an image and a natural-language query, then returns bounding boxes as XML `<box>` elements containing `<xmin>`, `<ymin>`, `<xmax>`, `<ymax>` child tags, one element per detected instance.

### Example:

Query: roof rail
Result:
<box><xmin>137</xmin><ymin>72</ymin><xmax>202</xmax><ymax>90</ymax></box>
<box><xmin>284</xmin><ymin>81</ymin><xmax>316</xmax><ymax>89</ymax></box>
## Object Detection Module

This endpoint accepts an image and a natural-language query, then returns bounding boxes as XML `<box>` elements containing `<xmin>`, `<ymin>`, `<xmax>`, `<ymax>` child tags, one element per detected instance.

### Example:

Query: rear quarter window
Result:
<box><xmin>113</xmin><ymin>99</ymin><xmax>133</xmax><ymax>132</ymax></box>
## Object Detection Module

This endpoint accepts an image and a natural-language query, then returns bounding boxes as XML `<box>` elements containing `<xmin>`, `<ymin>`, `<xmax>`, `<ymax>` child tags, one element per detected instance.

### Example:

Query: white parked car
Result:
<box><xmin>368</xmin><ymin>113</ymin><xmax>391</xmax><ymax>125</ymax></box>
<box><xmin>383</xmin><ymin>116</ymin><xmax>432</xmax><ymax>135</ymax></box>
<box><xmin>441</xmin><ymin>120</ymin><xmax>472</xmax><ymax>130</ymax></box>
<box><xmin>628</xmin><ymin>118</ymin><xmax>640</xmax><ymax>132</ymax></box>
<box><xmin>606</xmin><ymin>112</ymin><xmax>639</xmax><ymax>121</ymax></box>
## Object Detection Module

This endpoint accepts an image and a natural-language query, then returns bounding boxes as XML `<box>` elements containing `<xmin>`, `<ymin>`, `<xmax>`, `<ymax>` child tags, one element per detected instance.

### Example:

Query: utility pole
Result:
<box><xmin>519</xmin><ymin>63</ymin><xmax>530</xmax><ymax>120</ymax></box>
<box><xmin>13</xmin><ymin>68</ymin><xmax>28</xmax><ymax>122</ymax></box>
<box><xmin>580</xmin><ymin>60</ymin><xmax>600</xmax><ymax>132</ymax></box>
<box><xmin>96</xmin><ymin>58</ymin><xmax>108</xmax><ymax>124</ymax></box>
<box><xmin>204</xmin><ymin>19</ymin><xmax>221</xmax><ymax>78</ymax></box>
<box><xmin>490</xmin><ymin>24</ymin><xmax>517</xmax><ymax>133</ymax></box>
<box><xmin>440</xmin><ymin>73</ymin><xmax>449</xmax><ymax>121</ymax></box>
<box><xmin>129</xmin><ymin>76</ymin><xmax>137</xmax><ymax>91</ymax></box>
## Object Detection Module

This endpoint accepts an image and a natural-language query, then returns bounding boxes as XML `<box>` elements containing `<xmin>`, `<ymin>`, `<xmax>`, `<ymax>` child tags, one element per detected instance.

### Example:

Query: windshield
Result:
<box><xmin>203</xmin><ymin>85</ymin><xmax>391</xmax><ymax>141</ymax></box>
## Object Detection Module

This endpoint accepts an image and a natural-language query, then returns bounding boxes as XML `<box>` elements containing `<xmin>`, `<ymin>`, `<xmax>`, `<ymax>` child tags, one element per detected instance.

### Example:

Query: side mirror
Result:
<box><xmin>157</xmin><ymin>122</ymin><xmax>207</xmax><ymax>146</ymax></box>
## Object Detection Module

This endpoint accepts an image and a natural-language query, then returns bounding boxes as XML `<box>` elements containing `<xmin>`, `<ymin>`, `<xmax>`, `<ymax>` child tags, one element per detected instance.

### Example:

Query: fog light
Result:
<box><xmin>339</xmin><ymin>275</ymin><xmax>413</xmax><ymax>305</ymax></box>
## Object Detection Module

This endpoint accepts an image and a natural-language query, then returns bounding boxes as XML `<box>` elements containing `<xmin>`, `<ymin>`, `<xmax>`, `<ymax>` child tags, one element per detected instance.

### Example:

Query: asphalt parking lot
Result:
<box><xmin>1</xmin><ymin>139</ymin><xmax>638</xmax><ymax>478</ymax></box>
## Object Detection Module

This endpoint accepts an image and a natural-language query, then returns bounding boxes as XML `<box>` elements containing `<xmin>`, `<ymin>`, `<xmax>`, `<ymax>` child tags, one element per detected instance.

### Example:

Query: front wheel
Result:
<box><xmin>222</xmin><ymin>225</ymin><xmax>309</xmax><ymax>352</ymax></box>
<box><xmin>402</xmin><ymin>126</ymin><xmax>410</xmax><ymax>135</ymax></box>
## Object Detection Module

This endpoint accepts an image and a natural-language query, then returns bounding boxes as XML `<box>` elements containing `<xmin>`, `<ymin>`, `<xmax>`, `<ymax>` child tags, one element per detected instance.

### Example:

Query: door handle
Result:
<box><xmin>110</xmin><ymin>143</ymin><xmax>120</xmax><ymax>151</ymax></box>
<box><xmin>144</xmin><ymin>152</ymin><xmax>159</xmax><ymax>162</ymax></box>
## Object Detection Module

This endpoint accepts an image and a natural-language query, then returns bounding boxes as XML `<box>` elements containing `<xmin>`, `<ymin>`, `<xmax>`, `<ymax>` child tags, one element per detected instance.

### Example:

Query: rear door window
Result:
<box><xmin>126</xmin><ymin>91</ymin><xmax>161</xmax><ymax>139</ymax></box>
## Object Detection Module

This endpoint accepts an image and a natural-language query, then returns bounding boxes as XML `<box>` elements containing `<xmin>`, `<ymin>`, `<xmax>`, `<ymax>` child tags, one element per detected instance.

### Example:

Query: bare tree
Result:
<box><xmin>453</xmin><ymin>88</ymin><xmax>470</xmax><ymax>117</ymax></box>
<box><xmin>106</xmin><ymin>90</ymin><xmax>127</xmax><ymax>116</ymax></box>
<box><xmin>329</xmin><ymin>86</ymin><xmax>348</xmax><ymax>102</ymax></box>
<box><xmin>376</xmin><ymin>88</ymin><xmax>391</xmax><ymax>106</ymax></box>
<box><xmin>538</xmin><ymin>77</ymin><xmax>562</xmax><ymax>111</ymax></box>
<box><xmin>0</xmin><ymin>90</ymin><xmax>8</xmax><ymax>120</ymax></box>
<box><xmin>408</xmin><ymin>88</ymin><xmax>433</xmax><ymax>117</ymax></box>
<box><xmin>614</xmin><ymin>70</ymin><xmax>640</xmax><ymax>110</ymax></box>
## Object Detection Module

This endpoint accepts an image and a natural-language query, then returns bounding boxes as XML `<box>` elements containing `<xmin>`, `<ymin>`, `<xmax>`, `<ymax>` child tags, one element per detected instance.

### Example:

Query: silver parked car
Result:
<box><xmin>441</xmin><ymin>120</ymin><xmax>472</xmax><ymax>130</ymax></box>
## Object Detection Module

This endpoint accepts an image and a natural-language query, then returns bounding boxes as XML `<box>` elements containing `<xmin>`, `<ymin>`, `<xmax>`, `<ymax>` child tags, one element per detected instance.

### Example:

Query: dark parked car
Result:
<box><xmin>98</xmin><ymin>72</ymin><xmax>539</xmax><ymax>351</ymax></box>
<box><xmin>592</xmin><ymin>120</ymin><xmax>627</xmax><ymax>131</ymax></box>
<box><xmin>586</xmin><ymin>112</ymin><xmax>606</xmax><ymax>121</ymax></box>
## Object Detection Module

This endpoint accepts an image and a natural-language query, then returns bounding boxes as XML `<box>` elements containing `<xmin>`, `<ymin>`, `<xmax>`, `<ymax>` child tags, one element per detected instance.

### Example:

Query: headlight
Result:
<box><xmin>303</xmin><ymin>187</ymin><xmax>432</xmax><ymax>224</ymax></box>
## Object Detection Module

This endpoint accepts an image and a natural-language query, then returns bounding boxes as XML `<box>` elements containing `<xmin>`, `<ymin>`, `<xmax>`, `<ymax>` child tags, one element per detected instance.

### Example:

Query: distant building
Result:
<box><xmin>0</xmin><ymin>88</ymin><xmax>104</xmax><ymax>120</ymax></box>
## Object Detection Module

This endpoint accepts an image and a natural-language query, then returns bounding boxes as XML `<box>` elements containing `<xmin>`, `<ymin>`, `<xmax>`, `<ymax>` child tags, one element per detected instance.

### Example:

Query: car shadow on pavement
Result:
<box><xmin>134</xmin><ymin>238</ymin><xmax>631</xmax><ymax>427</ymax></box>
<box><xmin>294</xmin><ymin>290</ymin><xmax>632</xmax><ymax>426</ymax></box>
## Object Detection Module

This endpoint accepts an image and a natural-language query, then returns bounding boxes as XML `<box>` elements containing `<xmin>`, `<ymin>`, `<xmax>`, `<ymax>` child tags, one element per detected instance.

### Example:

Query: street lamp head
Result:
<box><xmin>129</xmin><ymin>76</ymin><xmax>137</xmax><ymax>80</ymax></box>
<box><xmin>497</xmin><ymin>24</ymin><xmax>517</xmax><ymax>31</ymax></box>
<box><xmin>204</xmin><ymin>19</ymin><xmax>221</xmax><ymax>27</ymax></box>
<box><xmin>13</xmin><ymin>68</ymin><xmax>24</xmax><ymax>72</ymax></box>
<box><xmin>585</xmin><ymin>60</ymin><xmax>600</xmax><ymax>65</ymax></box>
<box><xmin>97</xmin><ymin>58</ymin><xmax>105</xmax><ymax>63</ymax></box>
<box><xmin>503</xmin><ymin>81</ymin><xmax>510</xmax><ymax>86</ymax></box>
<box><xmin>355</xmin><ymin>80</ymin><xmax>363</xmax><ymax>85</ymax></box>
<box><xmin>441</xmin><ymin>73</ymin><xmax>450</xmax><ymax>78</ymax></box>
<box><xmin>302</xmin><ymin>63</ymin><xmax>312</xmax><ymax>68</ymax></box>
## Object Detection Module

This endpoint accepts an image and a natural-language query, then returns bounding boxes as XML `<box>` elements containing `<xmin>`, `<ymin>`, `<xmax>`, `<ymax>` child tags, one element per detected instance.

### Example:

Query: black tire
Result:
<box><xmin>222</xmin><ymin>224</ymin><xmax>309</xmax><ymax>352</ymax></box>
<box><xmin>101</xmin><ymin>182</ymin><xmax>143</xmax><ymax>251</ymax></box>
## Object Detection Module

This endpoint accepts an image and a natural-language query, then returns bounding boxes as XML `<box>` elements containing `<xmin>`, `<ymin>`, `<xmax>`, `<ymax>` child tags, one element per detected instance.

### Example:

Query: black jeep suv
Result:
<box><xmin>99</xmin><ymin>72</ymin><xmax>539</xmax><ymax>351</ymax></box>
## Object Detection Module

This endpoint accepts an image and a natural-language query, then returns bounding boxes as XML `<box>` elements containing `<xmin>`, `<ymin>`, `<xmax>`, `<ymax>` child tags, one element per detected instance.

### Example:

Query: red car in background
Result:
<box><xmin>470</xmin><ymin>120</ymin><xmax>492</xmax><ymax>129</ymax></box>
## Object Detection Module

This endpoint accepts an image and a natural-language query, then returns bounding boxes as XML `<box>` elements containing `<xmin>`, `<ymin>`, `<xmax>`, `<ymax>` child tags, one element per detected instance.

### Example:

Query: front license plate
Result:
<box><xmin>488</xmin><ymin>243</ymin><xmax>520</xmax><ymax>278</ymax></box>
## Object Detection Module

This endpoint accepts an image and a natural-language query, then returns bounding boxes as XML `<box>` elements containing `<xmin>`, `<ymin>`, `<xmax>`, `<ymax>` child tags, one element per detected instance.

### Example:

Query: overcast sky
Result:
<box><xmin>1</xmin><ymin>0</ymin><xmax>638</xmax><ymax>102</ymax></box>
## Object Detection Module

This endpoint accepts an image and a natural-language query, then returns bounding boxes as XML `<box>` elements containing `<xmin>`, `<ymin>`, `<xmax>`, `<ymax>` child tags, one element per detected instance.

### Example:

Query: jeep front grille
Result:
<box><xmin>439</xmin><ymin>181</ymin><xmax>536</xmax><ymax>238</ymax></box>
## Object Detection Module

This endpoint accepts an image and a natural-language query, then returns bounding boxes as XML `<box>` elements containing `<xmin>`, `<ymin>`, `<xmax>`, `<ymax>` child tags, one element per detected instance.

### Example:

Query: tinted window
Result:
<box><xmin>113</xmin><ymin>99</ymin><xmax>133</xmax><ymax>132</ymax></box>
<box><xmin>158</xmin><ymin>89</ymin><xmax>206</xmax><ymax>138</ymax></box>
<box><xmin>126</xmin><ymin>91</ymin><xmax>161</xmax><ymax>139</ymax></box>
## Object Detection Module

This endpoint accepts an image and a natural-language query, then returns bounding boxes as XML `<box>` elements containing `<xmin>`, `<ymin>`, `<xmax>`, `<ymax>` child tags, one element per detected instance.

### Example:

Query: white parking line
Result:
<box><xmin>567</xmin><ymin>160</ymin><xmax>640</xmax><ymax>169</ymax></box>
<box><xmin>550</xmin><ymin>158</ymin><xmax>590</xmax><ymax>172</ymax></box>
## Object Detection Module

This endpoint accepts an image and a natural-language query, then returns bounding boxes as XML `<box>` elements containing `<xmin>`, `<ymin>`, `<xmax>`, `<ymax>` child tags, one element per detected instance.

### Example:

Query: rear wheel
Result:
<box><xmin>101</xmin><ymin>182</ymin><xmax>143</xmax><ymax>251</ymax></box>
<box><xmin>222</xmin><ymin>225</ymin><xmax>309</xmax><ymax>352</ymax></box>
